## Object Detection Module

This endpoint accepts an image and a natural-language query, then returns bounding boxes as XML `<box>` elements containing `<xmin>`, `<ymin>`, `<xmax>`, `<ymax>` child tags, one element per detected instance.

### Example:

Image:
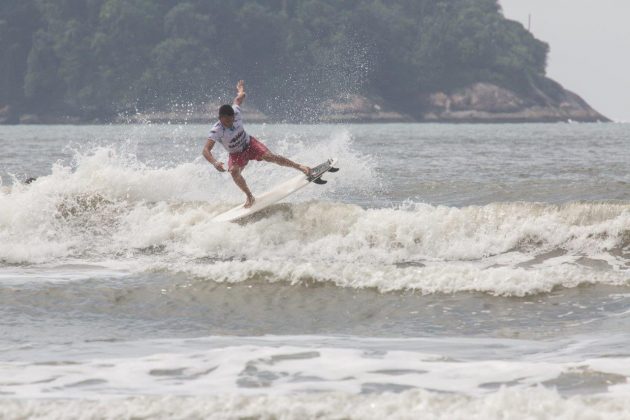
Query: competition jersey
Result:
<box><xmin>207</xmin><ymin>105</ymin><xmax>250</xmax><ymax>154</ymax></box>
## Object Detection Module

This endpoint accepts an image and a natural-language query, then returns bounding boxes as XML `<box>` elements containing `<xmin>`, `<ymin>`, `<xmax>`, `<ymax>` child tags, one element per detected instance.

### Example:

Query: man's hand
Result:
<box><xmin>213</xmin><ymin>161</ymin><xmax>226</xmax><ymax>172</ymax></box>
<box><xmin>234</xmin><ymin>80</ymin><xmax>246</xmax><ymax>105</ymax></box>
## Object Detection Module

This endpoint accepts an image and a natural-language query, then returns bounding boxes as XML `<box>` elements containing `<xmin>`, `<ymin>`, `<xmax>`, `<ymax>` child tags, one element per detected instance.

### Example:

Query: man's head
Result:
<box><xmin>219</xmin><ymin>104</ymin><xmax>235</xmax><ymax>128</ymax></box>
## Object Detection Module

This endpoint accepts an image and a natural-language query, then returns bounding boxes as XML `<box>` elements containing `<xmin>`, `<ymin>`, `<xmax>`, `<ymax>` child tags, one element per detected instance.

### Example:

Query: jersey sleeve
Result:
<box><xmin>232</xmin><ymin>104</ymin><xmax>243</xmax><ymax>122</ymax></box>
<box><xmin>208</xmin><ymin>125</ymin><xmax>220</xmax><ymax>141</ymax></box>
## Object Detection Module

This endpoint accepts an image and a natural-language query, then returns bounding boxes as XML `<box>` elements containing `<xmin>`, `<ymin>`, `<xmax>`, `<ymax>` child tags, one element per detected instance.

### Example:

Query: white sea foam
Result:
<box><xmin>156</xmin><ymin>258</ymin><xmax>630</xmax><ymax>296</ymax></box>
<box><xmin>2</xmin><ymin>388</ymin><xmax>630</xmax><ymax>420</ymax></box>
<box><xmin>2</xmin><ymin>339</ymin><xmax>629</xmax><ymax>397</ymax></box>
<box><xmin>3</xmin><ymin>193</ymin><xmax>630</xmax><ymax>295</ymax></box>
<box><xmin>140</xmin><ymin>200</ymin><xmax>630</xmax><ymax>295</ymax></box>
<box><xmin>2</xmin><ymin>334</ymin><xmax>630</xmax><ymax>419</ymax></box>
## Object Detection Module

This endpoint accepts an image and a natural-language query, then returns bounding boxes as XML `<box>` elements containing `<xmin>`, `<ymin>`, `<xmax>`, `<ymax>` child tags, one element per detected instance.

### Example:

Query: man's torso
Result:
<box><xmin>208</xmin><ymin>105</ymin><xmax>250</xmax><ymax>154</ymax></box>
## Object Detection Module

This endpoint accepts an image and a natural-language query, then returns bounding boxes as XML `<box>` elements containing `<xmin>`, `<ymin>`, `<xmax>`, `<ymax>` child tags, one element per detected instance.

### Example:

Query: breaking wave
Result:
<box><xmin>2</xmin><ymin>132</ymin><xmax>630</xmax><ymax>296</ymax></box>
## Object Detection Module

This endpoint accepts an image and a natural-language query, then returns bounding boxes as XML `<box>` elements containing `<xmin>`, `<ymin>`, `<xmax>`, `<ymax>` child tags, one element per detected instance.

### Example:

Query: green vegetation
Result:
<box><xmin>0</xmin><ymin>0</ymin><xmax>548</xmax><ymax>120</ymax></box>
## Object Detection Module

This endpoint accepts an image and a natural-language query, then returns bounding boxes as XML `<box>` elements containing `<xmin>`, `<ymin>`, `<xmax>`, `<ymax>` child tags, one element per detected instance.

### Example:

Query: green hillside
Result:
<box><xmin>0</xmin><ymin>0</ymin><xmax>549</xmax><ymax>121</ymax></box>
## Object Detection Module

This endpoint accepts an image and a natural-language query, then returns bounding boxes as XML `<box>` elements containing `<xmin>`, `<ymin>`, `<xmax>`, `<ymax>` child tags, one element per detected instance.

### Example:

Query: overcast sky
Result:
<box><xmin>500</xmin><ymin>0</ymin><xmax>630</xmax><ymax>122</ymax></box>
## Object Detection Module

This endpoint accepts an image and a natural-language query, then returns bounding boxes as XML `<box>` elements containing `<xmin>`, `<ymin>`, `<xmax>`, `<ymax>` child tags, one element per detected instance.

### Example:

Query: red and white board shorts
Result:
<box><xmin>228</xmin><ymin>137</ymin><xmax>269</xmax><ymax>170</ymax></box>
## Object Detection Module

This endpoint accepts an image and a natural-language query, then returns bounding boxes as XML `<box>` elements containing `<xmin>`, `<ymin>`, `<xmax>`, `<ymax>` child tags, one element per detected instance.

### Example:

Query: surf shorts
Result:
<box><xmin>228</xmin><ymin>137</ymin><xmax>269</xmax><ymax>170</ymax></box>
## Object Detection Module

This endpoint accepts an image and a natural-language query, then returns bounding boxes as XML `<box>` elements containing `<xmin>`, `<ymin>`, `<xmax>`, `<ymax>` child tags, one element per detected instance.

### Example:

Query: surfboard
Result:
<box><xmin>212</xmin><ymin>158</ymin><xmax>339</xmax><ymax>223</ymax></box>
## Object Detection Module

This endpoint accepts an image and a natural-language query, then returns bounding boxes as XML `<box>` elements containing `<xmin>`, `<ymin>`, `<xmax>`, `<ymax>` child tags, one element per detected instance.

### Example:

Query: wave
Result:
<box><xmin>2</xmin><ymin>134</ymin><xmax>630</xmax><ymax>295</ymax></box>
<box><xmin>0</xmin><ymin>130</ymin><xmax>375</xmax><ymax>262</ymax></box>
<box><xmin>2</xmin><ymin>198</ymin><xmax>630</xmax><ymax>295</ymax></box>
<box><xmin>4</xmin><ymin>187</ymin><xmax>630</xmax><ymax>264</ymax></box>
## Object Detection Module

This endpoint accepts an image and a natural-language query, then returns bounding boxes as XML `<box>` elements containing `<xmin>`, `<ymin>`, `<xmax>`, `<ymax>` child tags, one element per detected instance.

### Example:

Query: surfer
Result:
<box><xmin>202</xmin><ymin>80</ymin><xmax>311</xmax><ymax>208</ymax></box>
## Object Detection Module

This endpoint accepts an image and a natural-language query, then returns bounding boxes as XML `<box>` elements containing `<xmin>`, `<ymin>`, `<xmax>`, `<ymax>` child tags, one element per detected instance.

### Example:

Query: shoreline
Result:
<box><xmin>1</xmin><ymin>79</ymin><xmax>610</xmax><ymax>126</ymax></box>
<box><xmin>0</xmin><ymin>119</ymin><xmax>614</xmax><ymax>126</ymax></box>
<box><xmin>0</xmin><ymin>114</ymin><xmax>613</xmax><ymax>126</ymax></box>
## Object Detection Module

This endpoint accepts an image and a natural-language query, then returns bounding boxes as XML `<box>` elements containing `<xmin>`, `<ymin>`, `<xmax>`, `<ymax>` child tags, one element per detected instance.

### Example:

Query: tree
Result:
<box><xmin>0</xmin><ymin>0</ymin><xmax>41</xmax><ymax>109</ymax></box>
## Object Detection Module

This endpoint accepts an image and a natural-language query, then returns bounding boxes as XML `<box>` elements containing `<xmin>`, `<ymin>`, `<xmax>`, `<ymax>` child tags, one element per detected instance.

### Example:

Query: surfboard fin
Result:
<box><xmin>328</xmin><ymin>167</ymin><xmax>340</xmax><ymax>173</ymax></box>
<box><xmin>313</xmin><ymin>178</ymin><xmax>327</xmax><ymax>185</ymax></box>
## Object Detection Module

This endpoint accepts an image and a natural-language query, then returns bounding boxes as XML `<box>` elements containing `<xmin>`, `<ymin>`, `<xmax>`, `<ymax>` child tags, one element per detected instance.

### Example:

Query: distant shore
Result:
<box><xmin>0</xmin><ymin>78</ymin><xmax>609</xmax><ymax>125</ymax></box>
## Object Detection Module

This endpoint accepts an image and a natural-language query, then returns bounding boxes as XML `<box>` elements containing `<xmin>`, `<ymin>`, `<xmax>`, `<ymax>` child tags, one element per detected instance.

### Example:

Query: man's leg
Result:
<box><xmin>262</xmin><ymin>152</ymin><xmax>311</xmax><ymax>176</ymax></box>
<box><xmin>229</xmin><ymin>165</ymin><xmax>255</xmax><ymax>208</ymax></box>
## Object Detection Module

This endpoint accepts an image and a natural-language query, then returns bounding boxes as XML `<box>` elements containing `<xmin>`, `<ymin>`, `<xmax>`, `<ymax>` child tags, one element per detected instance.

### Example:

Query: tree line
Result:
<box><xmin>0</xmin><ymin>0</ymin><xmax>548</xmax><ymax>120</ymax></box>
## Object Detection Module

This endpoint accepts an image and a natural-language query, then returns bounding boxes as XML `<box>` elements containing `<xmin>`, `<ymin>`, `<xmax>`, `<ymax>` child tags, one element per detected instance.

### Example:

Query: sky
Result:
<box><xmin>500</xmin><ymin>0</ymin><xmax>630</xmax><ymax>122</ymax></box>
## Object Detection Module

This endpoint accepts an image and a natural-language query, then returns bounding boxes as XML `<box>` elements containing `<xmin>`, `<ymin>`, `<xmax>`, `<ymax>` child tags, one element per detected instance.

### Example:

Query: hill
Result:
<box><xmin>0</xmin><ymin>0</ymin><xmax>608</xmax><ymax>123</ymax></box>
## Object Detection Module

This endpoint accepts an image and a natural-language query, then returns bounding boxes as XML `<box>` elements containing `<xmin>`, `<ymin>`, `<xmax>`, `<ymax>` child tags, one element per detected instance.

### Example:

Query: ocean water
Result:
<box><xmin>1</xmin><ymin>122</ymin><xmax>630</xmax><ymax>419</ymax></box>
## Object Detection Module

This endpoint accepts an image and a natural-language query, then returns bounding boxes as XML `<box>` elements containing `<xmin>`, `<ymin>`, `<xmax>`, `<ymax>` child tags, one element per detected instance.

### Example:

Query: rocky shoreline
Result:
<box><xmin>0</xmin><ymin>77</ymin><xmax>609</xmax><ymax>125</ymax></box>
<box><xmin>418</xmin><ymin>77</ymin><xmax>609</xmax><ymax>123</ymax></box>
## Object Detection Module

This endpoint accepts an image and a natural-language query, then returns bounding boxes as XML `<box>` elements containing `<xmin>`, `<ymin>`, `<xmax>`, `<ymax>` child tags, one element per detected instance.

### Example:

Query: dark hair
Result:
<box><xmin>219</xmin><ymin>104</ymin><xmax>234</xmax><ymax>117</ymax></box>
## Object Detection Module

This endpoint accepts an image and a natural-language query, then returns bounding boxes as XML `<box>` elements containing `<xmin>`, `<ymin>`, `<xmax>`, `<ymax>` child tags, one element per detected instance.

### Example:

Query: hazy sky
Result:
<box><xmin>500</xmin><ymin>0</ymin><xmax>630</xmax><ymax>122</ymax></box>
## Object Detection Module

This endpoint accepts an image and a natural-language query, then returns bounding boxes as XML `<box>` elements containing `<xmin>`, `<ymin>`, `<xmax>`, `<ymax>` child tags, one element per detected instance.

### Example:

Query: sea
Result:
<box><xmin>1</xmin><ymin>122</ymin><xmax>630</xmax><ymax>419</ymax></box>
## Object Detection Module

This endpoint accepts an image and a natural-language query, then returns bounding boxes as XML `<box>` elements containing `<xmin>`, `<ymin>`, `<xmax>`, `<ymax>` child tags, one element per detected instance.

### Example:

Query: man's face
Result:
<box><xmin>219</xmin><ymin>115</ymin><xmax>235</xmax><ymax>128</ymax></box>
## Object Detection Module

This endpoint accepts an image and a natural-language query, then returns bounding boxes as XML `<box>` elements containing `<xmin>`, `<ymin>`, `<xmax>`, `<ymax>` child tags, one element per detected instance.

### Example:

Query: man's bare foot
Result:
<box><xmin>298</xmin><ymin>165</ymin><xmax>311</xmax><ymax>176</ymax></box>
<box><xmin>244</xmin><ymin>195</ymin><xmax>255</xmax><ymax>208</ymax></box>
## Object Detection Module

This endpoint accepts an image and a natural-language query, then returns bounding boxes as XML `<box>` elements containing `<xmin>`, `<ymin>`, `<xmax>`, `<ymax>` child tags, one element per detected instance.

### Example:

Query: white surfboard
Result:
<box><xmin>212</xmin><ymin>158</ymin><xmax>338</xmax><ymax>223</ymax></box>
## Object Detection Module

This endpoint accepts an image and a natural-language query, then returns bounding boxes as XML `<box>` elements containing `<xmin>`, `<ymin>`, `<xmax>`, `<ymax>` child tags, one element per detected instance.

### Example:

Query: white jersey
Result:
<box><xmin>207</xmin><ymin>105</ymin><xmax>250</xmax><ymax>154</ymax></box>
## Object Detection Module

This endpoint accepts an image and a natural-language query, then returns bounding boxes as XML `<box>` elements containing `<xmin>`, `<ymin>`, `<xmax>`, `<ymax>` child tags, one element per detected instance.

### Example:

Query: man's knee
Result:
<box><xmin>229</xmin><ymin>165</ymin><xmax>242</xmax><ymax>176</ymax></box>
<box><xmin>261</xmin><ymin>152</ymin><xmax>275</xmax><ymax>161</ymax></box>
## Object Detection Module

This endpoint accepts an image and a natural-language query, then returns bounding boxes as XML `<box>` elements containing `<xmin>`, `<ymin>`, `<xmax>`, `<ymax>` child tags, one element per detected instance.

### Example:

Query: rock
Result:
<box><xmin>18</xmin><ymin>114</ymin><xmax>83</xmax><ymax>124</ymax></box>
<box><xmin>419</xmin><ymin>79</ymin><xmax>609</xmax><ymax>123</ymax></box>
<box><xmin>450</xmin><ymin>83</ymin><xmax>524</xmax><ymax>113</ymax></box>
<box><xmin>0</xmin><ymin>105</ymin><xmax>17</xmax><ymax>124</ymax></box>
<box><xmin>319</xmin><ymin>94</ymin><xmax>412</xmax><ymax>123</ymax></box>
<box><xmin>116</xmin><ymin>102</ymin><xmax>269</xmax><ymax>124</ymax></box>
<box><xmin>19</xmin><ymin>114</ymin><xmax>43</xmax><ymax>124</ymax></box>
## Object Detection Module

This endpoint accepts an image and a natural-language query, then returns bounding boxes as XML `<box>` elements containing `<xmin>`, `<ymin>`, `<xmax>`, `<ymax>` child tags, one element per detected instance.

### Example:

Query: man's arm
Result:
<box><xmin>234</xmin><ymin>80</ymin><xmax>246</xmax><ymax>106</ymax></box>
<box><xmin>203</xmin><ymin>138</ymin><xmax>226</xmax><ymax>172</ymax></box>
